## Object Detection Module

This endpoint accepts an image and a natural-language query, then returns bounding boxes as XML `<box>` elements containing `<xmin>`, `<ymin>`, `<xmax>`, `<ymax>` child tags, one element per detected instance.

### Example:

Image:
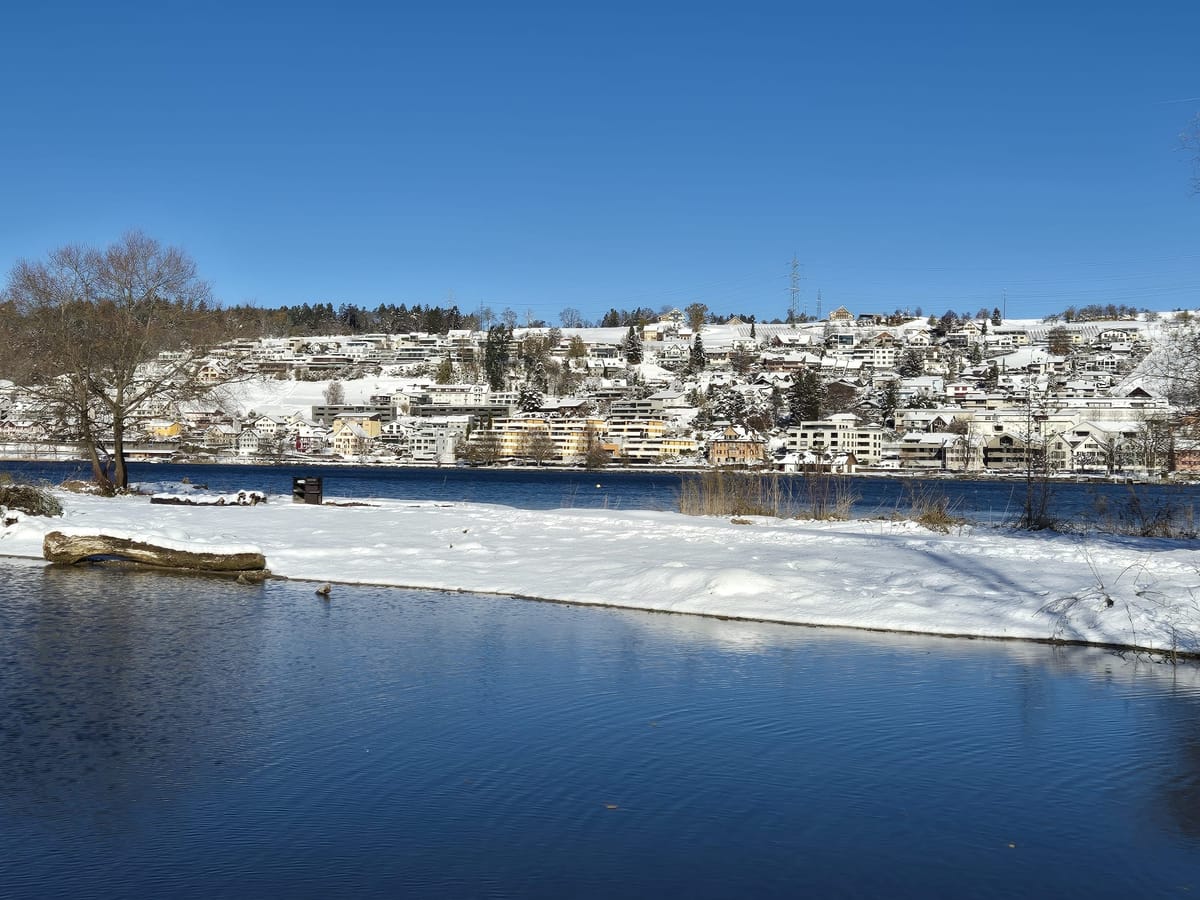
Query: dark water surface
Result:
<box><xmin>1</xmin><ymin>560</ymin><xmax>1198</xmax><ymax>898</ymax></box>
<box><xmin>5</xmin><ymin>458</ymin><xmax>1200</xmax><ymax>525</ymax></box>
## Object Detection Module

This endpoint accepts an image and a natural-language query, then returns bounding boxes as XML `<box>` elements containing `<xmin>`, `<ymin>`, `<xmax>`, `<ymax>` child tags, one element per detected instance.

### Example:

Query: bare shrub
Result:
<box><xmin>802</xmin><ymin>472</ymin><xmax>857</xmax><ymax>520</ymax></box>
<box><xmin>903</xmin><ymin>483</ymin><xmax>967</xmax><ymax>533</ymax></box>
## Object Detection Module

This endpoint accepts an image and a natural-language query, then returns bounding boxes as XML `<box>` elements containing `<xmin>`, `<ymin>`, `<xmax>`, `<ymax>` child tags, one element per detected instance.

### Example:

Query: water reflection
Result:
<box><xmin>0</xmin><ymin>563</ymin><xmax>269</xmax><ymax>827</ymax></box>
<box><xmin>1</xmin><ymin>560</ymin><xmax>1197</xmax><ymax>898</ymax></box>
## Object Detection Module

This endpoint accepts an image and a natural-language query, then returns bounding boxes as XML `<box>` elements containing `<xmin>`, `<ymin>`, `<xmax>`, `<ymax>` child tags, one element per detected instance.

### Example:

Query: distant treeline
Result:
<box><xmin>220</xmin><ymin>302</ymin><xmax>478</xmax><ymax>338</ymax></box>
<box><xmin>219</xmin><ymin>301</ymin><xmax>776</xmax><ymax>339</ymax></box>
<box><xmin>1042</xmin><ymin>304</ymin><xmax>1152</xmax><ymax>324</ymax></box>
<box><xmin>212</xmin><ymin>298</ymin><xmax>1157</xmax><ymax>341</ymax></box>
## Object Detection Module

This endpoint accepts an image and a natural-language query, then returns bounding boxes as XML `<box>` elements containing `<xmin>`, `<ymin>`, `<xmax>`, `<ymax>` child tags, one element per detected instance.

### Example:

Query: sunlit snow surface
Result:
<box><xmin>3</xmin><ymin>488</ymin><xmax>1198</xmax><ymax>654</ymax></box>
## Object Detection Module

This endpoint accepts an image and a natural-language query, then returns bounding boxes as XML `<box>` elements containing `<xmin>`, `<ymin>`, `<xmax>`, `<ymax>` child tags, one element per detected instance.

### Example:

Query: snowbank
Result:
<box><xmin>2</xmin><ymin>489</ymin><xmax>1198</xmax><ymax>656</ymax></box>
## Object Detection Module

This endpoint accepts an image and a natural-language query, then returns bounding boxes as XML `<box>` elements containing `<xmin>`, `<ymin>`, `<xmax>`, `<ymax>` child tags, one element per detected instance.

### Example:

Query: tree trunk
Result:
<box><xmin>111</xmin><ymin>414</ymin><xmax>128</xmax><ymax>490</ymax></box>
<box><xmin>78</xmin><ymin>402</ymin><xmax>114</xmax><ymax>494</ymax></box>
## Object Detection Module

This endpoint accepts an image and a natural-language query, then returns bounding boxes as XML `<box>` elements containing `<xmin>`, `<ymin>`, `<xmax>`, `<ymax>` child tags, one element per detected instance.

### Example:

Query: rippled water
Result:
<box><xmin>1</xmin><ymin>560</ymin><xmax>1199</xmax><ymax>898</ymax></box>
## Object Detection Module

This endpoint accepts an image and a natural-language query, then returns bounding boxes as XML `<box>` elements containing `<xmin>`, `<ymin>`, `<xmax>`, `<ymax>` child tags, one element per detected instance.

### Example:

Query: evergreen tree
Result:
<box><xmin>622</xmin><ymin>325</ymin><xmax>643</xmax><ymax>364</ymax></box>
<box><xmin>788</xmin><ymin>370</ymin><xmax>824</xmax><ymax>422</ymax></box>
<box><xmin>879</xmin><ymin>380</ymin><xmax>901</xmax><ymax>426</ymax></box>
<box><xmin>687</xmin><ymin>334</ymin><xmax>707</xmax><ymax>373</ymax></box>
<box><xmin>991</xmin><ymin>307</ymin><xmax>1002</xmax><ymax>326</ymax></box>
<box><xmin>898</xmin><ymin>347</ymin><xmax>925</xmax><ymax>377</ymax></box>
<box><xmin>710</xmin><ymin>385</ymin><xmax>748</xmax><ymax>425</ymax></box>
<box><xmin>982</xmin><ymin>362</ymin><xmax>1000</xmax><ymax>391</ymax></box>
<box><xmin>769</xmin><ymin>384</ymin><xmax>785</xmax><ymax>426</ymax></box>
<box><xmin>518</xmin><ymin>385</ymin><xmax>544</xmax><ymax>413</ymax></box>
<box><xmin>483</xmin><ymin>325</ymin><xmax>511</xmax><ymax>390</ymax></box>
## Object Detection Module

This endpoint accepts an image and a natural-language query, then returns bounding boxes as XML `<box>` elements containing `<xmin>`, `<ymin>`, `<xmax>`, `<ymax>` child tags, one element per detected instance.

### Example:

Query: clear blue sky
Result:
<box><xmin>1</xmin><ymin>1</ymin><xmax>1197</xmax><ymax>324</ymax></box>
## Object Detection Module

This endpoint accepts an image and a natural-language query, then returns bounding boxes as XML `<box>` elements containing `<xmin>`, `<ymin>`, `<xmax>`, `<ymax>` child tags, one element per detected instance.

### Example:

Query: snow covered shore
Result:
<box><xmin>3</xmin><ymin>488</ymin><xmax>1199</xmax><ymax>657</ymax></box>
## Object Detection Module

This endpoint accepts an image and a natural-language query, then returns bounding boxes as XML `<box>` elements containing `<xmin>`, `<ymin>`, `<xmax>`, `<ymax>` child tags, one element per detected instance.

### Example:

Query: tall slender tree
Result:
<box><xmin>687</xmin><ymin>334</ymin><xmax>707</xmax><ymax>373</ymax></box>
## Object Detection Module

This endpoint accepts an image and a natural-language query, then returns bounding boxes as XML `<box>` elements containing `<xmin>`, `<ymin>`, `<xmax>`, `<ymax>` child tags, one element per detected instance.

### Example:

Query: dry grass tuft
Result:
<box><xmin>902</xmin><ymin>484</ymin><xmax>967</xmax><ymax>533</ymax></box>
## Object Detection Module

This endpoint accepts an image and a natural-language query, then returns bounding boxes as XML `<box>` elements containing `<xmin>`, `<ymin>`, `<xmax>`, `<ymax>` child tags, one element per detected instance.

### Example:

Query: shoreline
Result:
<box><xmin>6</xmin><ymin>550</ymin><xmax>1196</xmax><ymax>661</ymax></box>
<box><xmin>2</xmin><ymin>491</ymin><xmax>1198</xmax><ymax>661</ymax></box>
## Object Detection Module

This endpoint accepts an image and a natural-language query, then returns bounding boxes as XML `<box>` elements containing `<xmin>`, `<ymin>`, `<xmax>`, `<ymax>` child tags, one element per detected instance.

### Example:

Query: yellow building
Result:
<box><xmin>468</xmin><ymin>417</ymin><xmax>608</xmax><ymax>463</ymax></box>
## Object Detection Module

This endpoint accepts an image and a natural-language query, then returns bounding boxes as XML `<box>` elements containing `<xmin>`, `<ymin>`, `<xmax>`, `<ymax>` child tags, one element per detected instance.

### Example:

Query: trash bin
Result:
<box><xmin>292</xmin><ymin>476</ymin><xmax>323</xmax><ymax>504</ymax></box>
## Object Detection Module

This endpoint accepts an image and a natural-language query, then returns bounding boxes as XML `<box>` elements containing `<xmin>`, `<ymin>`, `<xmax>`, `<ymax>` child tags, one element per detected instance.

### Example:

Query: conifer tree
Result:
<box><xmin>687</xmin><ymin>334</ymin><xmax>707</xmax><ymax>373</ymax></box>
<box><xmin>788</xmin><ymin>370</ymin><xmax>824</xmax><ymax>422</ymax></box>
<box><xmin>483</xmin><ymin>325</ymin><xmax>511</xmax><ymax>390</ymax></box>
<box><xmin>622</xmin><ymin>325</ymin><xmax>643</xmax><ymax>364</ymax></box>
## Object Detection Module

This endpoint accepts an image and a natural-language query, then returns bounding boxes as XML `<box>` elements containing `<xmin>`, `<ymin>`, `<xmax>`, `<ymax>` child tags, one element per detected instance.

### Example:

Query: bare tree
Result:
<box><xmin>583</xmin><ymin>423</ymin><xmax>609</xmax><ymax>469</ymax></box>
<box><xmin>462</xmin><ymin>428</ymin><xmax>502</xmax><ymax>466</ymax></box>
<box><xmin>2</xmin><ymin>231</ymin><xmax>227</xmax><ymax>492</ymax></box>
<box><xmin>1095</xmin><ymin>430</ymin><xmax>1125</xmax><ymax>476</ymax></box>
<box><xmin>1131</xmin><ymin>413</ymin><xmax>1173</xmax><ymax>474</ymax></box>
<box><xmin>519</xmin><ymin>427</ymin><xmax>556</xmax><ymax>466</ymax></box>
<box><xmin>323</xmin><ymin>380</ymin><xmax>346</xmax><ymax>404</ymax></box>
<box><xmin>685</xmin><ymin>302</ymin><xmax>709</xmax><ymax>334</ymax></box>
<box><xmin>1145</xmin><ymin>325</ymin><xmax>1200</xmax><ymax>413</ymax></box>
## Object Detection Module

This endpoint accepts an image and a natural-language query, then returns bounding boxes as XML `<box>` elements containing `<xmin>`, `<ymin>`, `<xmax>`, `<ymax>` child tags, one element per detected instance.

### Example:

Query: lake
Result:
<box><xmin>4</xmin><ymin>458</ymin><xmax>1199</xmax><ymax>526</ymax></box>
<box><xmin>1</xmin><ymin>559</ymin><xmax>1197</xmax><ymax>898</ymax></box>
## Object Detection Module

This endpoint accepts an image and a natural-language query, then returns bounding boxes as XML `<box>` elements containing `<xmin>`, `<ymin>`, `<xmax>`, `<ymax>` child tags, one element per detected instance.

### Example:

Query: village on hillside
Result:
<box><xmin>1</xmin><ymin>304</ymin><xmax>1196</xmax><ymax>478</ymax></box>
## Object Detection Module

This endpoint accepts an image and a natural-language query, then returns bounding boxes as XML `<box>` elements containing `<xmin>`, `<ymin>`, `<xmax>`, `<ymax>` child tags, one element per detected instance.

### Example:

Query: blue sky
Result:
<box><xmin>1</xmin><ymin>1</ymin><xmax>1197</xmax><ymax>324</ymax></box>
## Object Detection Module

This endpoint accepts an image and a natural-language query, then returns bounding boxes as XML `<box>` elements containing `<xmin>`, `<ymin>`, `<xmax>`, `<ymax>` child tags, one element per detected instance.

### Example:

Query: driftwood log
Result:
<box><xmin>149</xmin><ymin>490</ymin><xmax>266</xmax><ymax>506</ymax></box>
<box><xmin>43</xmin><ymin>531</ymin><xmax>268</xmax><ymax>580</ymax></box>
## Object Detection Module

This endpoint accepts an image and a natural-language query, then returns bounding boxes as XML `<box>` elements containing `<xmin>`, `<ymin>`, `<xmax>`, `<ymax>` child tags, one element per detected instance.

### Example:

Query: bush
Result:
<box><xmin>0</xmin><ymin>482</ymin><xmax>64</xmax><ymax>517</ymax></box>
<box><xmin>903</xmin><ymin>484</ymin><xmax>966</xmax><ymax>533</ymax></box>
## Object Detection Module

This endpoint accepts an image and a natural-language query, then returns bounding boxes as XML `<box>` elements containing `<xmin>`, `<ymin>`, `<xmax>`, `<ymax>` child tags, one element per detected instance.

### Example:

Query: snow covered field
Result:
<box><xmin>3</xmin><ymin>486</ymin><xmax>1199</xmax><ymax>657</ymax></box>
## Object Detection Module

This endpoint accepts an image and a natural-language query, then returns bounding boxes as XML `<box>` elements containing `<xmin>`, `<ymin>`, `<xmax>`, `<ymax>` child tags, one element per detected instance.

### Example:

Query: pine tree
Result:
<box><xmin>788</xmin><ymin>370</ymin><xmax>823</xmax><ymax>422</ymax></box>
<box><xmin>991</xmin><ymin>307</ymin><xmax>1002</xmax><ymax>326</ymax></box>
<box><xmin>710</xmin><ymin>386</ymin><xmax>748</xmax><ymax>425</ymax></box>
<box><xmin>687</xmin><ymin>335</ymin><xmax>707</xmax><ymax>373</ymax></box>
<box><xmin>483</xmin><ymin>325</ymin><xmax>511</xmax><ymax>390</ymax></box>
<box><xmin>898</xmin><ymin>347</ymin><xmax>925</xmax><ymax>377</ymax></box>
<box><xmin>518</xmin><ymin>385</ymin><xmax>544</xmax><ymax>413</ymax></box>
<box><xmin>879</xmin><ymin>380</ymin><xmax>901</xmax><ymax>425</ymax></box>
<box><xmin>982</xmin><ymin>362</ymin><xmax>999</xmax><ymax>391</ymax></box>
<box><xmin>622</xmin><ymin>325</ymin><xmax>643</xmax><ymax>364</ymax></box>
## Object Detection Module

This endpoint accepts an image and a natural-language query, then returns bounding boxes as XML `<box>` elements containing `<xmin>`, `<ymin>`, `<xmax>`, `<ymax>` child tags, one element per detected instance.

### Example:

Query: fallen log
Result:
<box><xmin>149</xmin><ymin>490</ymin><xmax>266</xmax><ymax>506</ymax></box>
<box><xmin>43</xmin><ymin>530</ymin><xmax>268</xmax><ymax>579</ymax></box>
